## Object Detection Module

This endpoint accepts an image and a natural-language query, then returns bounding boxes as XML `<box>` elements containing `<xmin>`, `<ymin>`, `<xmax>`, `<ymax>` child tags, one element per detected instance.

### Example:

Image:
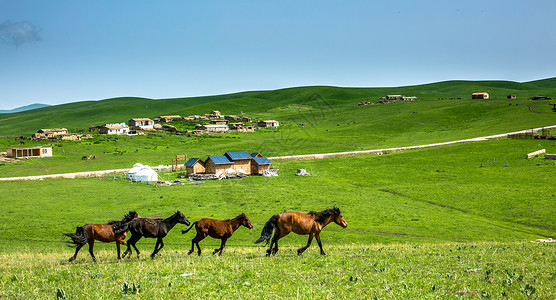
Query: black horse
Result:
<box><xmin>114</xmin><ymin>211</ymin><xmax>190</xmax><ymax>259</ymax></box>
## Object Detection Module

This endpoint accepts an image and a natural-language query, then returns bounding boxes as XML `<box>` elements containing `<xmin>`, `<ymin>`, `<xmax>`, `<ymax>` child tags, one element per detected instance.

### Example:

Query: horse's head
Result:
<box><xmin>175</xmin><ymin>211</ymin><xmax>191</xmax><ymax>226</ymax></box>
<box><xmin>332</xmin><ymin>207</ymin><xmax>347</xmax><ymax>228</ymax></box>
<box><xmin>240</xmin><ymin>213</ymin><xmax>253</xmax><ymax>229</ymax></box>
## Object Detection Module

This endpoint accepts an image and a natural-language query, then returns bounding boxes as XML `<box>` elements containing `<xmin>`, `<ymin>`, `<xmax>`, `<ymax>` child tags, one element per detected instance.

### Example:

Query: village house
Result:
<box><xmin>229</xmin><ymin>123</ymin><xmax>254</xmax><ymax>132</ymax></box>
<box><xmin>129</xmin><ymin>118</ymin><xmax>154</xmax><ymax>130</ymax></box>
<box><xmin>196</xmin><ymin>124</ymin><xmax>229</xmax><ymax>133</ymax></box>
<box><xmin>386</xmin><ymin>95</ymin><xmax>403</xmax><ymax>100</ymax></box>
<box><xmin>32</xmin><ymin>128</ymin><xmax>68</xmax><ymax>140</ymax></box>
<box><xmin>156</xmin><ymin>115</ymin><xmax>182</xmax><ymax>123</ymax></box>
<box><xmin>251</xmin><ymin>156</ymin><xmax>272</xmax><ymax>174</ymax></box>
<box><xmin>99</xmin><ymin>123</ymin><xmax>130</xmax><ymax>135</ymax></box>
<box><xmin>210</xmin><ymin>120</ymin><xmax>229</xmax><ymax>125</ymax></box>
<box><xmin>204</xmin><ymin>155</ymin><xmax>234</xmax><ymax>174</ymax></box>
<box><xmin>224</xmin><ymin>151</ymin><xmax>253</xmax><ymax>174</ymax></box>
<box><xmin>7</xmin><ymin>146</ymin><xmax>52</xmax><ymax>158</ymax></box>
<box><xmin>184</xmin><ymin>158</ymin><xmax>206</xmax><ymax>174</ymax></box>
<box><xmin>472</xmin><ymin>92</ymin><xmax>490</xmax><ymax>99</ymax></box>
<box><xmin>257</xmin><ymin>120</ymin><xmax>280</xmax><ymax>127</ymax></box>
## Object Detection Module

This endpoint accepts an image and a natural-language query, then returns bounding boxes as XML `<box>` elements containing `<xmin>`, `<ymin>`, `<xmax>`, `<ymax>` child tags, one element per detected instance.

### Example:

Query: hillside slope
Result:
<box><xmin>1</xmin><ymin>78</ymin><xmax>555</xmax><ymax>136</ymax></box>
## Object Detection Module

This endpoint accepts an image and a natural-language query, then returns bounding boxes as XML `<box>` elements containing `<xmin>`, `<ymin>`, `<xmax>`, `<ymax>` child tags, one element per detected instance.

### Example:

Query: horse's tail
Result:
<box><xmin>181</xmin><ymin>221</ymin><xmax>197</xmax><ymax>234</ymax></box>
<box><xmin>63</xmin><ymin>226</ymin><xmax>88</xmax><ymax>247</ymax></box>
<box><xmin>254</xmin><ymin>214</ymin><xmax>279</xmax><ymax>245</ymax></box>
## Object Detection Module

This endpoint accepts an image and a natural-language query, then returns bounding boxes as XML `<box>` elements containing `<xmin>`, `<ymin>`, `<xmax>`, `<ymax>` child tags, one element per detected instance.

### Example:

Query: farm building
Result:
<box><xmin>529</xmin><ymin>96</ymin><xmax>552</xmax><ymax>100</ymax></box>
<box><xmin>196</xmin><ymin>124</ymin><xmax>229</xmax><ymax>133</ymax></box>
<box><xmin>99</xmin><ymin>123</ymin><xmax>130</xmax><ymax>135</ymax></box>
<box><xmin>156</xmin><ymin>115</ymin><xmax>182</xmax><ymax>122</ymax></box>
<box><xmin>210</xmin><ymin>120</ymin><xmax>229</xmax><ymax>125</ymax></box>
<box><xmin>472</xmin><ymin>92</ymin><xmax>490</xmax><ymax>99</ymax></box>
<box><xmin>252</xmin><ymin>156</ymin><xmax>272</xmax><ymax>174</ymax></box>
<box><xmin>229</xmin><ymin>123</ymin><xmax>254</xmax><ymax>132</ymax></box>
<box><xmin>205</xmin><ymin>155</ymin><xmax>234</xmax><ymax>175</ymax></box>
<box><xmin>257</xmin><ymin>120</ymin><xmax>280</xmax><ymax>127</ymax></box>
<box><xmin>32</xmin><ymin>128</ymin><xmax>68</xmax><ymax>140</ymax></box>
<box><xmin>7</xmin><ymin>146</ymin><xmax>52</xmax><ymax>158</ymax></box>
<box><xmin>185</xmin><ymin>158</ymin><xmax>206</xmax><ymax>174</ymax></box>
<box><xmin>225</xmin><ymin>151</ymin><xmax>253</xmax><ymax>174</ymax></box>
<box><xmin>386</xmin><ymin>95</ymin><xmax>403</xmax><ymax>100</ymax></box>
<box><xmin>129</xmin><ymin>118</ymin><xmax>154</xmax><ymax>130</ymax></box>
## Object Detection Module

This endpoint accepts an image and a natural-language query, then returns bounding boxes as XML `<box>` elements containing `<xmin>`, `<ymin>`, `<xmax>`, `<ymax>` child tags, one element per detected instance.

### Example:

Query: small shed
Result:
<box><xmin>205</xmin><ymin>155</ymin><xmax>234</xmax><ymax>174</ymax></box>
<box><xmin>225</xmin><ymin>151</ymin><xmax>253</xmax><ymax>174</ymax></box>
<box><xmin>252</xmin><ymin>156</ymin><xmax>272</xmax><ymax>174</ymax></box>
<box><xmin>185</xmin><ymin>158</ymin><xmax>205</xmax><ymax>174</ymax></box>
<box><xmin>7</xmin><ymin>146</ymin><xmax>52</xmax><ymax>158</ymax></box>
<box><xmin>472</xmin><ymin>92</ymin><xmax>489</xmax><ymax>99</ymax></box>
<box><xmin>157</xmin><ymin>115</ymin><xmax>182</xmax><ymax>122</ymax></box>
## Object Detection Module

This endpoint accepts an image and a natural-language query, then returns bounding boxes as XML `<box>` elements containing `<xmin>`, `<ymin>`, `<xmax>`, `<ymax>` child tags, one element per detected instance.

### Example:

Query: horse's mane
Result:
<box><xmin>108</xmin><ymin>211</ymin><xmax>138</xmax><ymax>226</ymax></box>
<box><xmin>308</xmin><ymin>207</ymin><xmax>341</xmax><ymax>223</ymax></box>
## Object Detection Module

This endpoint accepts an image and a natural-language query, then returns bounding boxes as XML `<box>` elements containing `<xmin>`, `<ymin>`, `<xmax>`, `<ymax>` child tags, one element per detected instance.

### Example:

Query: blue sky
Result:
<box><xmin>1</xmin><ymin>1</ymin><xmax>555</xmax><ymax>110</ymax></box>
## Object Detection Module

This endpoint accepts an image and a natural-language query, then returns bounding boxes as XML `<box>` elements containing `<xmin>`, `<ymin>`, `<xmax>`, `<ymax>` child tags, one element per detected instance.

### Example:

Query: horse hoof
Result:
<box><xmin>68</xmin><ymin>258</ymin><xmax>74</xmax><ymax>262</ymax></box>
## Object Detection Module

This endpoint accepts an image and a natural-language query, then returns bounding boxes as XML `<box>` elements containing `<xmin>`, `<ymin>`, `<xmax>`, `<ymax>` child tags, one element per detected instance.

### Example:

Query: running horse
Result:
<box><xmin>181</xmin><ymin>213</ymin><xmax>253</xmax><ymax>256</ymax></box>
<box><xmin>254</xmin><ymin>207</ymin><xmax>347</xmax><ymax>256</ymax></box>
<box><xmin>63</xmin><ymin>211</ymin><xmax>140</xmax><ymax>262</ymax></box>
<box><xmin>114</xmin><ymin>211</ymin><xmax>190</xmax><ymax>259</ymax></box>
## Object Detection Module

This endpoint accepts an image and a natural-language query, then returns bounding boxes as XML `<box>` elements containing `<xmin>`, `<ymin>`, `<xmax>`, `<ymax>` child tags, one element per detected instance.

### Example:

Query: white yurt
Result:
<box><xmin>128</xmin><ymin>163</ymin><xmax>159</xmax><ymax>182</ymax></box>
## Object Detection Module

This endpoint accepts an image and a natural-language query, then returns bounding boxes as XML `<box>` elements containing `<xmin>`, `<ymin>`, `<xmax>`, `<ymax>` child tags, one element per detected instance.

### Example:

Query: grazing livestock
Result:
<box><xmin>115</xmin><ymin>211</ymin><xmax>190</xmax><ymax>259</ymax></box>
<box><xmin>64</xmin><ymin>211</ymin><xmax>140</xmax><ymax>262</ymax></box>
<box><xmin>182</xmin><ymin>213</ymin><xmax>253</xmax><ymax>256</ymax></box>
<box><xmin>254</xmin><ymin>207</ymin><xmax>347</xmax><ymax>256</ymax></box>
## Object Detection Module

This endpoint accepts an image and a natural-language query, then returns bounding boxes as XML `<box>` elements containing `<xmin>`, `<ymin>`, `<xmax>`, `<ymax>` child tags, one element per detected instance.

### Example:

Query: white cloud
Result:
<box><xmin>0</xmin><ymin>20</ymin><xmax>41</xmax><ymax>47</ymax></box>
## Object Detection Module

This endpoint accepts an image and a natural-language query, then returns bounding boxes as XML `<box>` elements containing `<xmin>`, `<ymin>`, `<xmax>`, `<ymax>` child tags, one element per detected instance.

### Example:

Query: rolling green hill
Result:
<box><xmin>1</xmin><ymin>78</ymin><xmax>555</xmax><ymax>137</ymax></box>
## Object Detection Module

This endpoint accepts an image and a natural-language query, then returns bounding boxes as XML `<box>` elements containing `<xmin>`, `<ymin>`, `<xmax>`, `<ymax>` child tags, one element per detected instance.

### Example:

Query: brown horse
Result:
<box><xmin>64</xmin><ymin>211</ymin><xmax>140</xmax><ymax>262</ymax></box>
<box><xmin>254</xmin><ymin>207</ymin><xmax>347</xmax><ymax>256</ymax></box>
<box><xmin>114</xmin><ymin>211</ymin><xmax>190</xmax><ymax>259</ymax></box>
<box><xmin>181</xmin><ymin>213</ymin><xmax>253</xmax><ymax>256</ymax></box>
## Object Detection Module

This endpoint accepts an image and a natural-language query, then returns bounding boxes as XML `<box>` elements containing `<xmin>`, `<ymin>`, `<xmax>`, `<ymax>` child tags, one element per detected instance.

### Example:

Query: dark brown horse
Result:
<box><xmin>181</xmin><ymin>213</ymin><xmax>253</xmax><ymax>256</ymax></box>
<box><xmin>115</xmin><ymin>211</ymin><xmax>190</xmax><ymax>259</ymax></box>
<box><xmin>254</xmin><ymin>207</ymin><xmax>347</xmax><ymax>256</ymax></box>
<box><xmin>64</xmin><ymin>211</ymin><xmax>140</xmax><ymax>262</ymax></box>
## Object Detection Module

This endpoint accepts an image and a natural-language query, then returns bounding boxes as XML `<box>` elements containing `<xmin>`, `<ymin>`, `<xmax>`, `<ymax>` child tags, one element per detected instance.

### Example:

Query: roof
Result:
<box><xmin>472</xmin><ymin>92</ymin><xmax>489</xmax><ymax>95</ymax></box>
<box><xmin>202</xmin><ymin>124</ymin><xmax>229</xmax><ymax>128</ymax></box>
<box><xmin>225</xmin><ymin>151</ymin><xmax>252</xmax><ymax>160</ymax></box>
<box><xmin>253</xmin><ymin>157</ymin><xmax>272</xmax><ymax>165</ymax></box>
<box><xmin>185</xmin><ymin>158</ymin><xmax>202</xmax><ymax>167</ymax></box>
<box><xmin>207</xmin><ymin>155</ymin><xmax>233</xmax><ymax>165</ymax></box>
<box><xmin>250</xmin><ymin>152</ymin><xmax>261</xmax><ymax>157</ymax></box>
<box><xmin>130</xmin><ymin>118</ymin><xmax>153</xmax><ymax>121</ymax></box>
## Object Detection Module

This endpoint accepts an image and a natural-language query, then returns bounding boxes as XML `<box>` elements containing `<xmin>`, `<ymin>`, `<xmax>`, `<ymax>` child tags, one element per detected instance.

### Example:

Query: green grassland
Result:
<box><xmin>1</xmin><ymin>79</ymin><xmax>556</xmax><ymax>177</ymax></box>
<box><xmin>1</xmin><ymin>139</ymin><xmax>555</xmax><ymax>298</ymax></box>
<box><xmin>0</xmin><ymin>79</ymin><xmax>555</xmax><ymax>298</ymax></box>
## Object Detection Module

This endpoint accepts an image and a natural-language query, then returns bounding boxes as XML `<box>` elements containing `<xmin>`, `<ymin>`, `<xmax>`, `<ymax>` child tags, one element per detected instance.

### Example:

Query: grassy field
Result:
<box><xmin>0</xmin><ymin>138</ymin><xmax>555</xmax><ymax>298</ymax></box>
<box><xmin>0</xmin><ymin>79</ymin><xmax>555</xmax><ymax>298</ymax></box>
<box><xmin>1</xmin><ymin>243</ymin><xmax>554</xmax><ymax>299</ymax></box>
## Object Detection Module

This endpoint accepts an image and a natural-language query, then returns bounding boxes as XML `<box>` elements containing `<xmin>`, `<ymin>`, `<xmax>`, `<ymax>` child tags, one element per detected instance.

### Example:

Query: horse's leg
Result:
<box><xmin>68</xmin><ymin>244</ymin><xmax>84</xmax><ymax>262</ymax></box>
<box><xmin>213</xmin><ymin>238</ymin><xmax>227</xmax><ymax>256</ymax></box>
<box><xmin>266</xmin><ymin>228</ymin><xmax>279</xmax><ymax>256</ymax></box>
<box><xmin>151</xmin><ymin>237</ymin><xmax>164</xmax><ymax>259</ymax></box>
<box><xmin>189</xmin><ymin>232</ymin><xmax>206</xmax><ymax>256</ymax></box>
<box><xmin>88</xmin><ymin>240</ymin><xmax>97</xmax><ymax>262</ymax></box>
<box><xmin>297</xmin><ymin>233</ymin><xmax>314</xmax><ymax>256</ymax></box>
<box><xmin>315</xmin><ymin>232</ymin><xmax>325</xmax><ymax>255</ymax></box>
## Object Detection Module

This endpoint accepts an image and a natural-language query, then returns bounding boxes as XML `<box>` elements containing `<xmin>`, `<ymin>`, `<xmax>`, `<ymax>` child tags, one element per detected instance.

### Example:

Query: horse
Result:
<box><xmin>254</xmin><ymin>207</ymin><xmax>347</xmax><ymax>256</ymax></box>
<box><xmin>114</xmin><ymin>211</ymin><xmax>190</xmax><ymax>259</ymax></box>
<box><xmin>181</xmin><ymin>213</ymin><xmax>253</xmax><ymax>256</ymax></box>
<box><xmin>63</xmin><ymin>211</ymin><xmax>139</xmax><ymax>262</ymax></box>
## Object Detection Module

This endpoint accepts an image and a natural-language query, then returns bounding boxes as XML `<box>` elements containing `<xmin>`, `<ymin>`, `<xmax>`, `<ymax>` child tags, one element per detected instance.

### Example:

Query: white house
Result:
<box><xmin>129</xmin><ymin>118</ymin><xmax>155</xmax><ymax>130</ymax></box>
<box><xmin>257</xmin><ymin>120</ymin><xmax>280</xmax><ymax>127</ymax></box>
<box><xmin>99</xmin><ymin>123</ymin><xmax>130</xmax><ymax>135</ymax></box>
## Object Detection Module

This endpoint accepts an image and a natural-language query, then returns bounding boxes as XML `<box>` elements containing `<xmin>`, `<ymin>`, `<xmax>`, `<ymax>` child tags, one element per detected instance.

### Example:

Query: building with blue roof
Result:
<box><xmin>205</xmin><ymin>155</ymin><xmax>234</xmax><ymax>174</ymax></box>
<box><xmin>185</xmin><ymin>158</ymin><xmax>205</xmax><ymax>174</ymax></box>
